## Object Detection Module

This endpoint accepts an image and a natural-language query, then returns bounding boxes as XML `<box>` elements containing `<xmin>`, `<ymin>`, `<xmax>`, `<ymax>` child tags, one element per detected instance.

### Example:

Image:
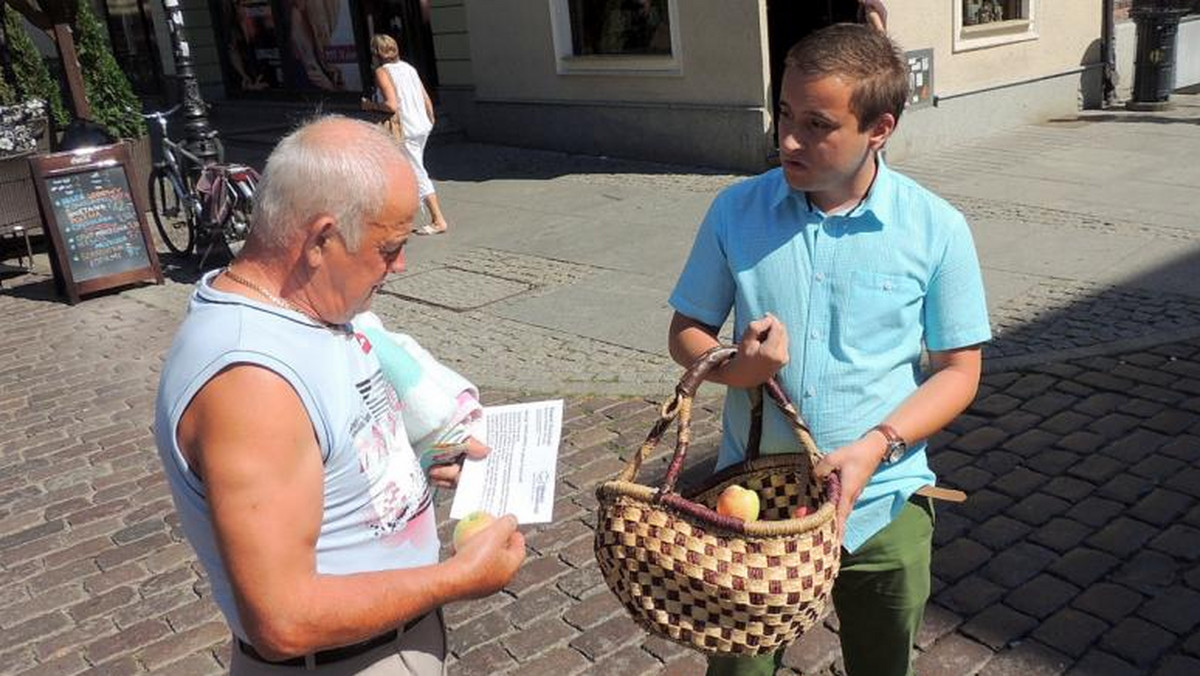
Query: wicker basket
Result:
<box><xmin>595</xmin><ymin>346</ymin><xmax>842</xmax><ymax>656</ymax></box>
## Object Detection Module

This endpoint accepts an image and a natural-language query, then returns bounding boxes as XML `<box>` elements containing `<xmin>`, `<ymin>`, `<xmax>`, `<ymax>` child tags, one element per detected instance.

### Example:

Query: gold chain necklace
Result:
<box><xmin>221</xmin><ymin>267</ymin><xmax>332</xmax><ymax>328</ymax></box>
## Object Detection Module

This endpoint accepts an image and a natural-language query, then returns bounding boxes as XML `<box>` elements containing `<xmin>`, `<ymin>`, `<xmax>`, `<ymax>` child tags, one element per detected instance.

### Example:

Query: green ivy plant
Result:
<box><xmin>74</xmin><ymin>0</ymin><xmax>146</xmax><ymax>138</ymax></box>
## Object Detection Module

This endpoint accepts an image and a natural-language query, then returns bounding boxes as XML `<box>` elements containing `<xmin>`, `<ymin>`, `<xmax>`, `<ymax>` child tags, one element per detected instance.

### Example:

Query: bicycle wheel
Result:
<box><xmin>150</xmin><ymin>168</ymin><xmax>195</xmax><ymax>255</ymax></box>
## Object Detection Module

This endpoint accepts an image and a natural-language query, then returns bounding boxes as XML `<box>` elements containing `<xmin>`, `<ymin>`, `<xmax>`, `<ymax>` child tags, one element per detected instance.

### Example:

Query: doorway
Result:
<box><xmin>360</xmin><ymin>0</ymin><xmax>439</xmax><ymax>101</ymax></box>
<box><xmin>765</xmin><ymin>0</ymin><xmax>860</xmax><ymax>137</ymax></box>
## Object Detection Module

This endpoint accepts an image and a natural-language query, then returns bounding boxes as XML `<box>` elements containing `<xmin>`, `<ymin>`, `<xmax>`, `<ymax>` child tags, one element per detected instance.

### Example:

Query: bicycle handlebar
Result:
<box><xmin>140</xmin><ymin>103</ymin><xmax>184</xmax><ymax>120</ymax></box>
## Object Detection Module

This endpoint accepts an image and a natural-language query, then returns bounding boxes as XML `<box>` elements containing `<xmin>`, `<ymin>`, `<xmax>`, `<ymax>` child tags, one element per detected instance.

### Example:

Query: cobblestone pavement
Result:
<box><xmin>2</xmin><ymin>266</ymin><xmax>1200</xmax><ymax>675</ymax></box>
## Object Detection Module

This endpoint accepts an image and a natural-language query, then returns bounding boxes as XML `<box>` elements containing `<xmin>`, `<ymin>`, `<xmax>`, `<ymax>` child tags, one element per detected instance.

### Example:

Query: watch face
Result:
<box><xmin>887</xmin><ymin>442</ymin><xmax>906</xmax><ymax>463</ymax></box>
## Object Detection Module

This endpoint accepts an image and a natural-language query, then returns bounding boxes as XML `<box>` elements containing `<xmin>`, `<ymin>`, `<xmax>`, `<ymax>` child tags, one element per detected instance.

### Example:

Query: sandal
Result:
<box><xmin>414</xmin><ymin>225</ymin><xmax>439</xmax><ymax>236</ymax></box>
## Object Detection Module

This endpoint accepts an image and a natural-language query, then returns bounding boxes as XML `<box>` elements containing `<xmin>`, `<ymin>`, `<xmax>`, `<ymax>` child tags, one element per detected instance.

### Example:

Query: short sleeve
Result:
<box><xmin>924</xmin><ymin>212</ymin><xmax>992</xmax><ymax>351</ymax></box>
<box><xmin>669</xmin><ymin>196</ymin><xmax>736</xmax><ymax>328</ymax></box>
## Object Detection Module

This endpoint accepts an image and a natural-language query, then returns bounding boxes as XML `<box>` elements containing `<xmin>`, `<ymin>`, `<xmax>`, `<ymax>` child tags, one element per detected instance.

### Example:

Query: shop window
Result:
<box><xmin>549</xmin><ymin>0</ymin><xmax>682</xmax><ymax>75</ymax></box>
<box><xmin>954</xmin><ymin>0</ymin><xmax>1037</xmax><ymax>52</ymax></box>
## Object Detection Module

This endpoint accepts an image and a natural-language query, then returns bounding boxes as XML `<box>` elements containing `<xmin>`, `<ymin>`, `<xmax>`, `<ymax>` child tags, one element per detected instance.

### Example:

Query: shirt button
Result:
<box><xmin>804</xmin><ymin>387</ymin><xmax>816</xmax><ymax>398</ymax></box>
<box><xmin>883</xmin><ymin>281</ymin><xmax>894</xmax><ymax>291</ymax></box>
<box><xmin>815</xmin><ymin>272</ymin><xmax>825</xmax><ymax>282</ymax></box>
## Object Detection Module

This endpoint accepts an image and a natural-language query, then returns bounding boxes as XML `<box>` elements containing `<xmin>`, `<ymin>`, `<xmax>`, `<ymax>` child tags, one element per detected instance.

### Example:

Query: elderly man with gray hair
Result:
<box><xmin>154</xmin><ymin>116</ymin><xmax>525</xmax><ymax>675</ymax></box>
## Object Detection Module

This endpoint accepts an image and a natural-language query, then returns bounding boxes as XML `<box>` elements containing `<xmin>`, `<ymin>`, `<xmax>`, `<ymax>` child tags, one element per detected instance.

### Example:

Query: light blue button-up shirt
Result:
<box><xmin>670</xmin><ymin>160</ymin><xmax>991</xmax><ymax>552</ymax></box>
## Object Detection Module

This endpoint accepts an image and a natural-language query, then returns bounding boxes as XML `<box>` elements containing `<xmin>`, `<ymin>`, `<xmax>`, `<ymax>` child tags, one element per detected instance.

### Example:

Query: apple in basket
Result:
<box><xmin>716</xmin><ymin>485</ymin><xmax>760</xmax><ymax>522</ymax></box>
<box><xmin>453</xmin><ymin>511</ymin><xmax>496</xmax><ymax>552</ymax></box>
<box><xmin>792</xmin><ymin>505</ymin><xmax>811</xmax><ymax>519</ymax></box>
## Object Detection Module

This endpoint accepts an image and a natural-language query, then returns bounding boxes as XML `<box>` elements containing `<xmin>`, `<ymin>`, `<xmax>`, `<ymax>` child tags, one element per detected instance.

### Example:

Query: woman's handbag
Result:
<box><xmin>359</xmin><ymin>97</ymin><xmax>403</xmax><ymax>141</ymax></box>
<box><xmin>594</xmin><ymin>346</ymin><xmax>842</xmax><ymax>655</ymax></box>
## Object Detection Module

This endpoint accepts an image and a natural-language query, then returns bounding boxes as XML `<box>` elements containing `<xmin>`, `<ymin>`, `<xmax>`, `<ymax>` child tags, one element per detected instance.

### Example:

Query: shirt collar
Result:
<box><xmin>770</xmin><ymin>155</ymin><xmax>894</xmax><ymax>219</ymax></box>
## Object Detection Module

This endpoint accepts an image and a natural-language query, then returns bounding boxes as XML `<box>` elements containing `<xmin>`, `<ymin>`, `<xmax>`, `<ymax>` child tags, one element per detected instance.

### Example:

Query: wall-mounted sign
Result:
<box><xmin>906</xmin><ymin>48</ymin><xmax>934</xmax><ymax>109</ymax></box>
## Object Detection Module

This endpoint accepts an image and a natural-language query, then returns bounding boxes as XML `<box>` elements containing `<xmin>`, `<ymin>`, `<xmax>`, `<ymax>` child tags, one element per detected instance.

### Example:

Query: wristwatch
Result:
<box><xmin>870</xmin><ymin>424</ymin><xmax>908</xmax><ymax>464</ymax></box>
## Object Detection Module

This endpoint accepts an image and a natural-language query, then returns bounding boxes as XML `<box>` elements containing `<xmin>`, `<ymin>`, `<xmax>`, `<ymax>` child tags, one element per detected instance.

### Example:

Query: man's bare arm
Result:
<box><xmin>816</xmin><ymin>346</ymin><xmax>983</xmax><ymax>535</ymax></box>
<box><xmin>179</xmin><ymin>365</ymin><xmax>524</xmax><ymax>659</ymax></box>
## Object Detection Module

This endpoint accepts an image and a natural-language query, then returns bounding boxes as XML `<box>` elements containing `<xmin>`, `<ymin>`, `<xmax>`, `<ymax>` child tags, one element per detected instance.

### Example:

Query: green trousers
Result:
<box><xmin>706</xmin><ymin>497</ymin><xmax>933</xmax><ymax>676</ymax></box>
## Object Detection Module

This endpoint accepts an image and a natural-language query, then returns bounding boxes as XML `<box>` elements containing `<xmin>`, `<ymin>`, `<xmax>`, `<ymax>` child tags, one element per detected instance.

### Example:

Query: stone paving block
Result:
<box><xmin>1067</xmin><ymin>454</ymin><xmax>1125</xmax><ymax>484</ymax></box>
<box><xmin>1075</xmin><ymin>393</ymin><xmax>1127</xmax><ymax>417</ymax></box>
<box><xmin>1154</xmin><ymin>655</ymin><xmax>1200</xmax><ymax>676</ymax></box>
<box><xmin>1055</xmin><ymin>430</ymin><xmax>1106</xmax><ymax>454</ymax></box>
<box><xmin>1143</xmin><ymin>410</ymin><xmax>1200</xmax><ymax>435</ymax></box>
<box><xmin>562</xmin><ymin>587</ymin><xmax>625</xmax><ymax>630</ymax></box>
<box><xmin>931</xmin><ymin>538</ymin><xmax>992</xmax><ymax>583</ymax></box>
<box><xmin>1114</xmin><ymin>550</ymin><xmax>1180</xmax><ymax>597</ymax></box>
<box><xmin>1137</xmin><ymin>586</ymin><xmax>1200</xmax><ymax>634</ymax></box>
<box><xmin>982</xmin><ymin>542</ymin><xmax>1059</xmax><ymax>589</ymax></box>
<box><xmin>978</xmin><ymin>640</ymin><xmax>1072</xmax><ymax>676</ymax></box>
<box><xmin>136</xmin><ymin>621</ymin><xmax>228</xmax><ymax>671</ymax></box>
<box><xmin>1118</xmin><ymin>398</ymin><xmax>1168</xmax><ymax>419</ymax></box>
<box><xmin>1088</xmin><ymin>414</ymin><xmax>1142</xmax><ymax>439</ymax></box>
<box><xmin>1129</xmin><ymin>384</ymin><xmax>1187</xmax><ymax>405</ymax></box>
<box><xmin>1002</xmin><ymin>429</ymin><xmax>1059</xmax><ymax>457</ymax></box>
<box><xmin>932</xmin><ymin>510</ymin><xmax>972</xmax><ymax>547</ymax></box>
<box><xmin>1070</xmin><ymin>583</ymin><xmax>1143</xmax><ymax>626</ymax></box>
<box><xmin>1008</xmin><ymin>493</ymin><xmax>1071</xmax><ymax>527</ymax></box>
<box><xmin>971</xmin><ymin>515</ymin><xmax>1032</xmax><ymax>550</ymax></box>
<box><xmin>453</xmin><ymin>642</ymin><xmax>518</xmax><ymax>676</ymax></box>
<box><xmin>1148</xmin><ymin>524</ymin><xmax>1200</xmax><ymax>560</ymax></box>
<box><xmin>1100</xmin><ymin>617</ymin><xmax>1177</xmax><ymax>667</ymax></box>
<box><xmin>1159</xmin><ymin>435</ymin><xmax>1200</xmax><ymax>462</ymax></box>
<box><xmin>1032</xmin><ymin>608</ymin><xmax>1109</xmax><ymax>658</ymax></box>
<box><xmin>1040</xmin><ymin>476</ymin><xmax>1093</xmax><ymax>502</ymax></box>
<box><xmin>937</xmin><ymin>575</ymin><xmax>1007</xmax><ymax>617</ymax></box>
<box><xmin>449</xmin><ymin>608</ymin><xmax>514</xmax><ymax>655</ymax></box>
<box><xmin>1128</xmin><ymin>488</ymin><xmax>1193</xmax><ymax>526</ymax></box>
<box><xmin>955</xmin><ymin>489</ymin><xmax>1013</xmax><ymax>523</ymax></box>
<box><xmin>1048</xmin><ymin>548</ymin><xmax>1121</xmax><ymax>588</ymax></box>
<box><xmin>1086</xmin><ymin>517</ymin><xmax>1159</xmax><ymax>558</ymax></box>
<box><xmin>973</xmin><ymin>394</ymin><xmax>1023</xmax><ymax>418</ymax></box>
<box><xmin>1040</xmin><ymin>411</ymin><xmax>1092</xmax><ymax>436</ymax></box>
<box><xmin>591</xmin><ymin>644</ymin><xmax>662</xmax><ymax>675</ymax></box>
<box><xmin>1164</xmin><ymin>467</ymin><xmax>1200</xmax><ymax>499</ymax></box>
<box><xmin>1097</xmin><ymin>474</ymin><xmax>1154</xmax><ymax>505</ymax></box>
<box><xmin>1064</xmin><ymin>650</ymin><xmax>1141</xmax><ymax>676</ymax></box>
<box><xmin>661</xmin><ymin>651</ymin><xmax>708</xmax><ymax>675</ymax></box>
<box><xmin>1129</xmin><ymin>454</ymin><xmax>1186</xmax><ymax>483</ymax></box>
<box><xmin>1026</xmin><ymin>450</ymin><xmax>1082</xmax><ymax>476</ymax></box>
<box><xmin>567</xmin><ymin>615</ymin><xmax>644</xmax><ymax>661</ymax></box>
<box><xmin>1005</xmin><ymin>574</ymin><xmax>1081</xmax><ymax>620</ymax></box>
<box><xmin>781</xmin><ymin>623</ymin><xmax>840</xmax><ymax>675</ymax></box>
<box><xmin>912</xmin><ymin>632</ymin><xmax>992</xmax><ymax>676</ymax></box>
<box><xmin>1075</xmin><ymin>372</ymin><xmax>1136</xmax><ymax>394</ymax></box>
<box><xmin>929</xmin><ymin>449</ymin><xmax>973</xmax><ymax>474</ymax></box>
<box><xmin>916</xmin><ymin>603</ymin><xmax>962</xmax><ymax>651</ymax></box>
<box><xmin>1064</xmin><ymin>496</ymin><xmax>1125</xmax><ymax>528</ymax></box>
<box><xmin>990</xmin><ymin>467</ymin><xmax>1048</xmax><ymax>498</ymax></box>
<box><xmin>961</xmin><ymin>604</ymin><xmax>1037</xmax><ymax>650</ymax></box>
<box><xmin>952</xmin><ymin>427</ymin><xmax>1011</xmax><ymax>453</ymax></box>
<box><xmin>992</xmin><ymin>410</ymin><xmax>1043</xmax><ymax>435</ymax></box>
<box><xmin>946</xmin><ymin>466</ymin><xmax>995</xmax><ymax>492</ymax></box>
<box><xmin>1022</xmin><ymin>392</ymin><xmax>1079</xmax><ymax>418</ymax></box>
<box><xmin>977</xmin><ymin>450</ymin><xmax>1022</xmax><ymax>476</ymax></box>
<box><xmin>501</xmin><ymin>615</ymin><xmax>578</xmax><ymax>661</ymax></box>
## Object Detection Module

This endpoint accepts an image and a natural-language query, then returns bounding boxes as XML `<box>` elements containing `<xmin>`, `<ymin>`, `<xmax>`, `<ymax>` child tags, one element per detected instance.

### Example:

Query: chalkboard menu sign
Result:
<box><xmin>29</xmin><ymin>143</ymin><xmax>162</xmax><ymax>304</ymax></box>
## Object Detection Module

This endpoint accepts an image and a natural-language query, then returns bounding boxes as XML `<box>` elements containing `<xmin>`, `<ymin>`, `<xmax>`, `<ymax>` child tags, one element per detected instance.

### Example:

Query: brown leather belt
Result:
<box><xmin>237</xmin><ymin>612</ymin><xmax>428</xmax><ymax>667</ymax></box>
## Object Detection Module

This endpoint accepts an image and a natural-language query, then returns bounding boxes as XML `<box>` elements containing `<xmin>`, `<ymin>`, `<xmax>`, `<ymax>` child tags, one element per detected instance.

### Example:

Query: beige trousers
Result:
<box><xmin>230</xmin><ymin>610</ymin><xmax>447</xmax><ymax>676</ymax></box>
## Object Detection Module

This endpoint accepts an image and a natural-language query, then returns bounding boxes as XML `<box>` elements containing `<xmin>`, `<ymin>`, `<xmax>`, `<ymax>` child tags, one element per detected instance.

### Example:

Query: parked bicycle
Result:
<box><xmin>142</xmin><ymin>105</ymin><xmax>258</xmax><ymax>267</ymax></box>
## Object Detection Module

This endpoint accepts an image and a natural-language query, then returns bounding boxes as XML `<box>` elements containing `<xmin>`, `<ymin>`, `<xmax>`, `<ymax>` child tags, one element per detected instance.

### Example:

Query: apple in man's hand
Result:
<box><xmin>453</xmin><ymin>511</ymin><xmax>496</xmax><ymax>552</ymax></box>
<box><xmin>716</xmin><ymin>485</ymin><xmax>761</xmax><ymax>522</ymax></box>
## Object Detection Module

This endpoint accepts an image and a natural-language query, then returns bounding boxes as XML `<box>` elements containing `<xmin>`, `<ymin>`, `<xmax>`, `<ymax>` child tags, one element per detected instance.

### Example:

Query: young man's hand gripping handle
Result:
<box><xmin>668</xmin><ymin>312</ymin><xmax>789</xmax><ymax>389</ymax></box>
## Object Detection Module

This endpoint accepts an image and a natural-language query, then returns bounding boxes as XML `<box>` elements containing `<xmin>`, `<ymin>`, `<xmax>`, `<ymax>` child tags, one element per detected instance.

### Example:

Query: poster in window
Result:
<box><xmin>568</xmin><ymin>0</ymin><xmax>671</xmax><ymax>56</ymax></box>
<box><xmin>222</xmin><ymin>0</ymin><xmax>284</xmax><ymax>91</ymax></box>
<box><xmin>283</xmin><ymin>0</ymin><xmax>363</xmax><ymax>91</ymax></box>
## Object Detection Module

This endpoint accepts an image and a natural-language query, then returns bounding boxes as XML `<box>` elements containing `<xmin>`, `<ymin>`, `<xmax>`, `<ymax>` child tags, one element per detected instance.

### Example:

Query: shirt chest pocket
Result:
<box><xmin>836</xmin><ymin>270</ymin><xmax>924</xmax><ymax>355</ymax></box>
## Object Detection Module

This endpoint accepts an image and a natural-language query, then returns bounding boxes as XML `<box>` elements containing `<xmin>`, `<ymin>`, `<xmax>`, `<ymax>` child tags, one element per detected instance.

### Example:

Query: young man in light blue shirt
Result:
<box><xmin>668</xmin><ymin>23</ymin><xmax>991</xmax><ymax>676</ymax></box>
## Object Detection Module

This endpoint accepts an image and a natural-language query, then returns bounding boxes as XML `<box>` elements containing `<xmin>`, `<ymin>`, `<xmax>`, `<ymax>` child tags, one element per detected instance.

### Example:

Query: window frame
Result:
<box><xmin>953</xmin><ymin>0</ymin><xmax>1038</xmax><ymax>52</ymax></box>
<box><xmin>548</xmin><ymin>0</ymin><xmax>684</xmax><ymax>76</ymax></box>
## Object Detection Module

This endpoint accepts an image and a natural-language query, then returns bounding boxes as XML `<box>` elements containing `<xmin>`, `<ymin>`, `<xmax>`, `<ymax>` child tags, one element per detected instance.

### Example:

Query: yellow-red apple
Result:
<box><xmin>716</xmin><ymin>485</ymin><xmax>760</xmax><ymax>522</ymax></box>
<box><xmin>792</xmin><ymin>505</ymin><xmax>811</xmax><ymax>519</ymax></box>
<box><xmin>453</xmin><ymin>511</ymin><xmax>496</xmax><ymax>552</ymax></box>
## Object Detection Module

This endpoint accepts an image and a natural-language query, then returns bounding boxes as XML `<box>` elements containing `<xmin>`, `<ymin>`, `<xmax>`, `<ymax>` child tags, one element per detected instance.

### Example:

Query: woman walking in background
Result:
<box><xmin>368</xmin><ymin>34</ymin><xmax>451</xmax><ymax>235</ymax></box>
